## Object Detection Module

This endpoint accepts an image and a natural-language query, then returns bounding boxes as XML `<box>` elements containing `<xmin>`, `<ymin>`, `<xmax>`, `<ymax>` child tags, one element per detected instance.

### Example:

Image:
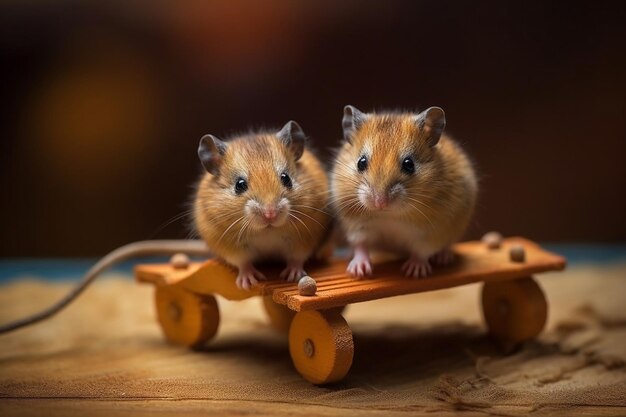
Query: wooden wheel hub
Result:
<box><xmin>496</xmin><ymin>299</ymin><xmax>510</xmax><ymax>316</ymax></box>
<box><xmin>288</xmin><ymin>309</ymin><xmax>353</xmax><ymax>385</ymax></box>
<box><xmin>482</xmin><ymin>276</ymin><xmax>548</xmax><ymax>344</ymax></box>
<box><xmin>168</xmin><ymin>302</ymin><xmax>182</xmax><ymax>321</ymax></box>
<box><xmin>303</xmin><ymin>338</ymin><xmax>315</xmax><ymax>358</ymax></box>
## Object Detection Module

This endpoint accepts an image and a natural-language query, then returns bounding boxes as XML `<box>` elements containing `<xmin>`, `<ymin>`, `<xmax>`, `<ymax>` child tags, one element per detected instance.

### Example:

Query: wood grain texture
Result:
<box><xmin>288</xmin><ymin>309</ymin><xmax>354</xmax><ymax>384</ymax></box>
<box><xmin>276</xmin><ymin>238</ymin><xmax>565</xmax><ymax>311</ymax></box>
<box><xmin>481</xmin><ymin>277</ymin><xmax>548</xmax><ymax>344</ymax></box>
<box><xmin>136</xmin><ymin>259</ymin><xmax>257</xmax><ymax>300</ymax></box>
<box><xmin>135</xmin><ymin>237</ymin><xmax>566</xmax><ymax>312</ymax></box>
<box><xmin>154</xmin><ymin>286</ymin><xmax>220</xmax><ymax>347</ymax></box>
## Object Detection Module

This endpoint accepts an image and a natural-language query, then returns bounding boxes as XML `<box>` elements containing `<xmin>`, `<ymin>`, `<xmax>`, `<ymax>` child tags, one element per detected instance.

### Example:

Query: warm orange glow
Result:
<box><xmin>21</xmin><ymin>37</ymin><xmax>164</xmax><ymax>189</ymax></box>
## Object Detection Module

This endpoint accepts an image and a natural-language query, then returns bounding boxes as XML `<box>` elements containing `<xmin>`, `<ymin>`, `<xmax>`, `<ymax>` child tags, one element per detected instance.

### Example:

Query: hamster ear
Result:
<box><xmin>198</xmin><ymin>134</ymin><xmax>227</xmax><ymax>175</ymax></box>
<box><xmin>276</xmin><ymin>120</ymin><xmax>305</xmax><ymax>161</ymax></box>
<box><xmin>342</xmin><ymin>105</ymin><xmax>367</xmax><ymax>143</ymax></box>
<box><xmin>415</xmin><ymin>107</ymin><xmax>446</xmax><ymax>147</ymax></box>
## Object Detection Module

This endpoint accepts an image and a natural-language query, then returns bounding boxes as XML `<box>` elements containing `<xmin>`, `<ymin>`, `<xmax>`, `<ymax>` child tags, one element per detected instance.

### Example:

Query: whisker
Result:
<box><xmin>405</xmin><ymin>202</ymin><xmax>435</xmax><ymax>230</ymax></box>
<box><xmin>209</xmin><ymin>210</ymin><xmax>244</xmax><ymax>222</ymax></box>
<box><xmin>405</xmin><ymin>196</ymin><xmax>435</xmax><ymax>212</ymax></box>
<box><xmin>289</xmin><ymin>219</ymin><xmax>304</xmax><ymax>242</ymax></box>
<box><xmin>291</xmin><ymin>204</ymin><xmax>330</xmax><ymax>215</ymax></box>
<box><xmin>149</xmin><ymin>209</ymin><xmax>195</xmax><ymax>238</ymax></box>
<box><xmin>331</xmin><ymin>198</ymin><xmax>358</xmax><ymax>212</ymax></box>
<box><xmin>331</xmin><ymin>173</ymin><xmax>361</xmax><ymax>187</ymax></box>
<box><xmin>289</xmin><ymin>213</ymin><xmax>314</xmax><ymax>238</ymax></box>
<box><xmin>185</xmin><ymin>229</ymin><xmax>200</xmax><ymax>240</ymax></box>
<box><xmin>336</xmin><ymin>197</ymin><xmax>365</xmax><ymax>216</ymax></box>
<box><xmin>215</xmin><ymin>216</ymin><xmax>245</xmax><ymax>246</ymax></box>
<box><xmin>237</xmin><ymin>218</ymin><xmax>251</xmax><ymax>243</ymax></box>
<box><xmin>290</xmin><ymin>209</ymin><xmax>325</xmax><ymax>229</ymax></box>
<box><xmin>333</xmin><ymin>159</ymin><xmax>357</xmax><ymax>173</ymax></box>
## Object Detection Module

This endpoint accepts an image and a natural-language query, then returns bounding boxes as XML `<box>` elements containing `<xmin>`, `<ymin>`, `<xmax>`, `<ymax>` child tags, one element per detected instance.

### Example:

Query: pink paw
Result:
<box><xmin>236</xmin><ymin>265</ymin><xmax>266</xmax><ymax>290</ymax></box>
<box><xmin>347</xmin><ymin>256</ymin><xmax>372</xmax><ymax>278</ymax></box>
<box><xmin>429</xmin><ymin>248</ymin><xmax>456</xmax><ymax>267</ymax></box>
<box><xmin>402</xmin><ymin>257</ymin><xmax>432</xmax><ymax>278</ymax></box>
<box><xmin>280</xmin><ymin>262</ymin><xmax>306</xmax><ymax>282</ymax></box>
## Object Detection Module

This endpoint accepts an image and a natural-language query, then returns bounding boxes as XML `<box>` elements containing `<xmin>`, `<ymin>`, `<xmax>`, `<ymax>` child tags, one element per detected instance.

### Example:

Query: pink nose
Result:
<box><xmin>262</xmin><ymin>208</ymin><xmax>278</xmax><ymax>221</ymax></box>
<box><xmin>373</xmin><ymin>194</ymin><xmax>388</xmax><ymax>209</ymax></box>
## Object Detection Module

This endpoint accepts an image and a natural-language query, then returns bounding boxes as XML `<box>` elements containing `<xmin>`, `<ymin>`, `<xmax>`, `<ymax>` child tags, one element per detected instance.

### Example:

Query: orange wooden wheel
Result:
<box><xmin>481</xmin><ymin>276</ymin><xmax>547</xmax><ymax>344</ymax></box>
<box><xmin>263</xmin><ymin>296</ymin><xmax>296</xmax><ymax>332</ymax></box>
<box><xmin>155</xmin><ymin>286</ymin><xmax>219</xmax><ymax>348</ymax></box>
<box><xmin>289</xmin><ymin>309</ymin><xmax>354</xmax><ymax>384</ymax></box>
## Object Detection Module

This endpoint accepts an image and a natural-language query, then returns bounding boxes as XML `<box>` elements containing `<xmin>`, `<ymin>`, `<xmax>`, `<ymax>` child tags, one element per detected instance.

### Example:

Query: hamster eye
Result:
<box><xmin>401</xmin><ymin>157</ymin><xmax>416</xmax><ymax>175</ymax></box>
<box><xmin>280</xmin><ymin>172</ymin><xmax>293</xmax><ymax>189</ymax></box>
<box><xmin>357</xmin><ymin>156</ymin><xmax>368</xmax><ymax>172</ymax></box>
<box><xmin>234</xmin><ymin>178</ymin><xmax>248</xmax><ymax>194</ymax></box>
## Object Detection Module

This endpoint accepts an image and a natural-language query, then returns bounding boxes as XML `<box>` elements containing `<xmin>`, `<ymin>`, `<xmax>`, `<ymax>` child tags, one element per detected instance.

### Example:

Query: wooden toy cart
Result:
<box><xmin>135</xmin><ymin>237</ymin><xmax>566</xmax><ymax>384</ymax></box>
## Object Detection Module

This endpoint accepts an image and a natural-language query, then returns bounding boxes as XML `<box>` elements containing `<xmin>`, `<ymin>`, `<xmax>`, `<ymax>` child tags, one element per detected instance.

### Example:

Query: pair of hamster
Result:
<box><xmin>194</xmin><ymin>106</ymin><xmax>477</xmax><ymax>289</ymax></box>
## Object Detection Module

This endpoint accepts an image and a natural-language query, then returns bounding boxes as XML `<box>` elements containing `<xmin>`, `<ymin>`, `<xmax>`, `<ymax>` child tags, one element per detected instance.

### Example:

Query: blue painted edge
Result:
<box><xmin>0</xmin><ymin>244</ymin><xmax>624</xmax><ymax>283</ymax></box>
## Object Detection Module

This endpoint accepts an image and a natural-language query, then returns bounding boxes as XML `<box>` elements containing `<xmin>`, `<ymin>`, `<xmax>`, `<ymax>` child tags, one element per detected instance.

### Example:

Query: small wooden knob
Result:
<box><xmin>298</xmin><ymin>276</ymin><xmax>317</xmax><ymax>296</ymax></box>
<box><xmin>482</xmin><ymin>231</ymin><xmax>503</xmax><ymax>249</ymax></box>
<box><xmin>170</xmin><ymin>253</ymin><xmax>190</xmax><ymax>269</ymax></box>
<box><xmin>509</xmin><ymin>245</ymin><xmax>526</xmax><ymax>262</ymax></box>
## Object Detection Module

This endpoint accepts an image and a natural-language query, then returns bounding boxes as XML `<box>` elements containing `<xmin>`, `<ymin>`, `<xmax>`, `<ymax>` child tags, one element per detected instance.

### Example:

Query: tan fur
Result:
<box><xmin>194</xmin><ymin>132</ymin><xmax>331</xmax><ymax>268</ymax></box>
<box><xmin>331</xmin><ymin>112</ymin><xmax>478</xmax><ymax>259</ymax></box>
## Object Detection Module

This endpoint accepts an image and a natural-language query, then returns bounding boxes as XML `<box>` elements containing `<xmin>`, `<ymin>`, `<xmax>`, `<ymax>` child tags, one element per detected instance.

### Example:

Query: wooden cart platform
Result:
<box><xmin>135</xmin><ymin>237</ymin><xmax>566</xmax><ymax>384</ymax></box>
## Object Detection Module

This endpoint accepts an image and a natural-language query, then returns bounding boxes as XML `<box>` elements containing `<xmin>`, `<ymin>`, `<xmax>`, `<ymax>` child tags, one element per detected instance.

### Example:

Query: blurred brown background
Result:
<box><xmin>1</xmin><ymin>0</ymin><xmax>625</xmax><ymax>257</ymax></box>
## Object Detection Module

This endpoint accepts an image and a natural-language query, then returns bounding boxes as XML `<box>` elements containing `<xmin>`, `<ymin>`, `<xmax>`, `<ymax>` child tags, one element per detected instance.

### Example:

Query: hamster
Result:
<box><xmin>0</xmin><ymin>121</ymin><xmax>332</xmax><ymax>334</ymax></box>
<box><xmin>194</xmin><ymin>121</ymin><xmax>332</xmax><ymax>290</ymax></box>
<box><xmin>330</xmin><ymin>105</ymin><xmax>477</xmax><ymax>278</ymax></box>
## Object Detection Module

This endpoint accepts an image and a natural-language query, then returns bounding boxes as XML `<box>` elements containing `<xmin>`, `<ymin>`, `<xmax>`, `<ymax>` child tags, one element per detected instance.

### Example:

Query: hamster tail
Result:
<box><xmin>0</xmin><ymin>240</ymin><xmax>210</xmax><ymax>334</ymax></box>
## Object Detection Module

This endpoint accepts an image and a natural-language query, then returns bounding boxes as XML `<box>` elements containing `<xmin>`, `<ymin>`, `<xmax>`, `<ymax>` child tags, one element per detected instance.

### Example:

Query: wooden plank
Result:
<box><xmin>134</xmin><ymin>237</ymin><xmax>566</xmax><ymax>311</ymax></box>
<box><xmin>277</xmin><ymin>237</ymin><xmax>566</xmax><ymax>311</ymax></box>
<box><xmin>134</xmin><ymin>262</ymin><xmax>204</xmax><ymax>286</ymax></box>
<box><xmin>135</xmin><ymin>258</ymin><xmax>346</xmax><ymax>297</ymax></box>
<box><xmin>135</xmin><ymin>259</ymin><xmax>257</xmax><ymax>300</ymax></box>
